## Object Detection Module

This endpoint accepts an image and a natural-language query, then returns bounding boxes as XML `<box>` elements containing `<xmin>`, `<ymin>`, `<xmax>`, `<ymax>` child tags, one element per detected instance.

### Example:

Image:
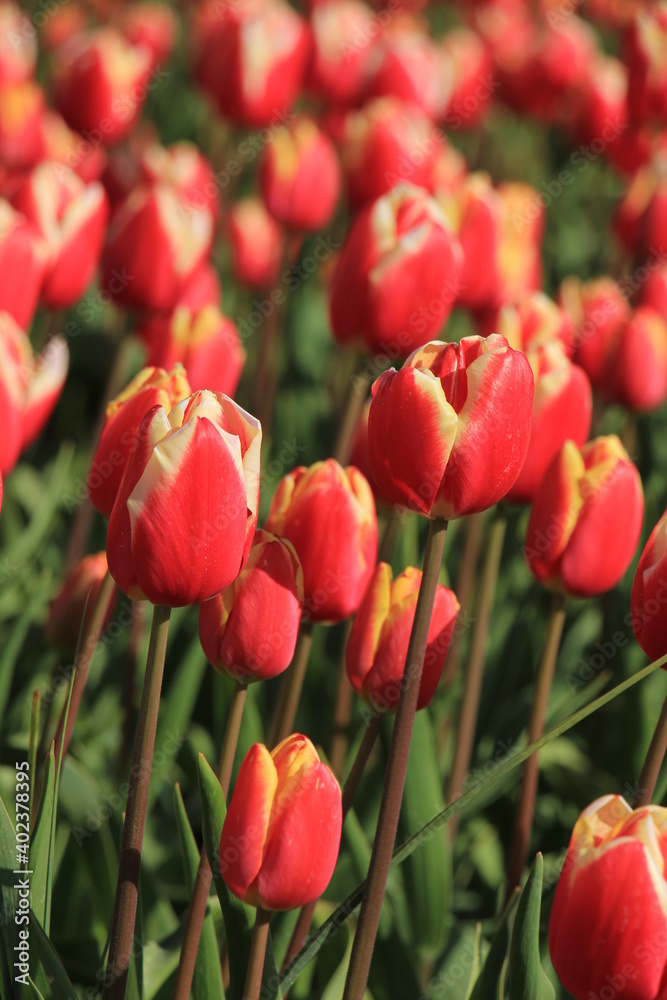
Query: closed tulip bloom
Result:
<box><xmin>607</xmin><ymin>306</ymin><xmax>667</xmax><ymax>412</ymax></box>
<box><xmin>12</xmin><ymin>162</ymin><xmax>109</xmax><ymax>309</ymax></box>
<box><xmin>199</xmin><ymin>530</ymin><xmax>303</xmax><ymax>683</ymax></box>
<box><xmin>141</xmin><ymin>305</ymin><xmax>245</xmax><ymax>398</ymax></box>
<box><xmin>368</xmin><ymin>335</ymin><xmax>534</xmax><ymax>520</ymax></box>
<box><xmin>195</xmin><ymin>0</ymin><xmax>310</xmax><ymax>128</ymax></box>
<box><xmin>366</xmin><ymin>24</ymin><xmax>451</xmax><ymax>120</ymax></box>
<box><xmin>525</xmin><ymin>436</ymin><xmax>644</xmax><ymax>598</ymax></box>
<box><xmin>53</xmin><ymin>28</ymin><xmax>152</xmax><ymax>145</ymax></box>
<box><xmin>479</xmin><ymin>292</ymin><xmax>574</xmax><ymax>357</ymax></box>
<box><xmin>266</xmin><ymin>459</ymin><xmax>377</xmax><ymax>623</ymax></box>
<box><xmin>88</xmin><ymin>365</ymin><xmax>191</xmax><ymax>518</ymax></box>
<box><xmin>228</xmin><ymin>197</ymin><xmax>283</xmax><ymax>290</ymax></box>
<box><xmin>117</xmin><ymin>2</ymin><xmax>178</xmax><ymax>72</ymax></box>
<box><xmin>329</xmin><ymin>184</ymin><xmax>463</xmax><ymax>356</ymax></box>
<box><xmin>0</xmin><ymin>314</ymin><xmax>69</xmax><ymax>475</ymax></box>
<box><xmin>46</xmin><ymin>552</ymin><xmax>115</xmax><ymax>652</ymax></box>
<box><xmin>219</xmin><ymin>734</ymin><xmax>342</xmax><ymax>910</ymax></box>
<box><xmin>139</xmin><ymin>141</ymin><xmax>219</xmax><ymax>221</ymax></box>
<box><xmin>560</xmin><ymin>275</ymin><xmax>631</xmax><ymax>390</ymax></box>
<box><xmin>549</xmin><ymin>795</ymin><xmax>667</xmax><ymax>1000</ymax></box>
<box><xmin>259</xmin><ymin>117</ymin><xmax>340</xmax><ymax>233</ymax></box>
<box><xmin>624</xmin><ymin>5</ymin><xmax>667</xmax><ymax>124</ymax></box>
<box><xmin>306</xmin><ymin>0</ymin><xmax>378</xmax><ymax>107</ymax></box>
<box><xmin>347</xmin><ymin>563</ymin><xmax>459</xmax><ymax>713</ymax></box>
<box><xmin>631</xmin><ymin>509</ymin><xmax>667</xmax><ymax>662</ymax></box>
<box><xmin>0</xmin><ymin>200</ymin><xmax>48</xmax><ymax>330</ymax></box>
<box><xmin>107</xmin><ymin>390</ymin><xmax>261</xmax><ymax>607</ymax></box>
<box><xmin>506</xmin><ymin>342</ymin><xmax>592</xmax><ymax>506</ymax></box>
<box><xmin>101</xmin><ymin>183</ymin><xmax>214</xmax><ymax>312</ymax></box>
<box><xmin>0</xmin><ymin>80</ymin><xmax>44</xmax><ymax>170</ymax></box>
<box><xmin>441</xmin><ymin>28</ymin><xmax>495</xmax><ymax>130</ymax></box>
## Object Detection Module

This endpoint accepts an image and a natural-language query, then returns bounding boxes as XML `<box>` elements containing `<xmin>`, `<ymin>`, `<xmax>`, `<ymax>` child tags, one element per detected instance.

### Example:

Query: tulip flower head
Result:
<box><xmin>106</xmin><ymin>390</ymin><xmax>261</xmax><ymax>607</ymax></box>
<box><xmin>550</xmin><ymin>794</ymin><xmax>667</xmax><ymax>1000</ymax></box>
<box><xmin>46</xmin><ymin>552</ymin><xmax>114</xmax><ymax>652</ymax></box>
<box><xmin>367</xmin><ymin>334</ymin><xmax>534</xmax><ymax>520</ymax></box>
<box><xmin>525</xmin><ymin>436</ymin><xmax>644</xmax><ymax>598</ymax></box>
<box><xmin>347</xmin><ymin>563</ymin><xmax>460</xmax><ymax>713</ymax></box>
<box><xmin>632</xmin><ymin>508</ymin><xmax>667</xmax><ymax>662</ymax></box>
<box><xmin>219</xmin><ymin>734</ymin><xmax>342</xmax><ymax>910</ymax></box>
<box><xmin>199</xmin><ymin>530</ymin><xmax>303</xmax><ymax>683</ymax></box>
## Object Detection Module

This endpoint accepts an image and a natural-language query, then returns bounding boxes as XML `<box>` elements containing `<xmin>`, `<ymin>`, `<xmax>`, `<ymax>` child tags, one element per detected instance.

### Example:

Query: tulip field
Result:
<box><xmin>6</xmin><ymin>0</ymin><xmax>667</xmax><ymax>998</ymax></box>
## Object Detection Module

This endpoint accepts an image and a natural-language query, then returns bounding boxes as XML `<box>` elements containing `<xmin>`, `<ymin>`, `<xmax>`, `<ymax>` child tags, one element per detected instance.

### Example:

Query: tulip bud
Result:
<box><xmin>441</xmin><ymin>28</ymin><xmax>495</xmax><ymax>130</ymax></box>
<box><xmin>0</xmin><ymin>314</ymin><xmax>69</xmax><ymax>474</ymax></box>
<box><xmin>219</xmin><ymin>733</ymin><xmax>342</xmax><ymax>910</ymax></box>
<box><xmin>560</xmin><ymin>275</ymin><xmax>631</xmax><ymax>390</ymax></box>
<box><xmin>259</xmin><ymin>117</ymin><xmax>340</xmax><ymax>233</ymax></box>
<box><xmin>631</xmin><ymin>508</ymin><xmax>667</xmax><ymax>662</ymax></box>
<box><xmin>366</xmin><ymin>22</ymin><xmax>451</xmax><ymax>120</ymax></box>
<box><xmin>54</xmin><ymin>28</ymin><xmax>152</xmax><ymax>145</ymax></box>
<box><xmin>329</xmin><ymin>183</ymin><xmax>463</xmax><ymax>356</ymax></box>
<box><xmin>139</xmin><ymin>141</ymin><xmax>219</xmax><ymax>221</ymax></box>
<box><xmin>0</xmin><ymin>80</ymin><xmax>44</xmax><ymax>170</ymax></box>
<box><xmin>117</xmin><ymin>2</ymin><xmax>178</xmax><ymax>73</ymax></box>
<box><xmin>46</xmin><ymin>552</ymin><xmax>115</xmax><ymax>651</ymax></box>
<box><xmin>228</xmin><ymin>197</ymin><xmax>283</xmax><ymax>290</ymax></box>
<box><xmin>194</xmin><ymin>0</ymin><xmax>310</xmax><ymax>128</ymax></box>
<box><xmin>107</xmin><ymin>390</ymin><xmax>261</xmax><ymax>607</ymax></box>
<box><xmin>606</xmin><ymin>305</ymin><xmax>667</xmax><ymax>412</ymax></box>
<box><xmin>141</xmin><ymin>305</ymin><xmax>246</xmax><ymax>398</ymax></box>
<box><xmin>478</xmin><ymin>291</ymin><xmax>574</xmax><ymax>356</ymax></box>
<box><xmin>101</xmin><ymin>182</ymin><xmax>214</xmax><ymax>312</ymax></box>
<box><xmin>347</xmin><ymin>563</ymin><xmax>459</xmax><ymax>713</ymax></box>
<box><xmin>199</xmin><ymin>530</ymin><xmax>303</xmax><ymax>683</ymax></box>
<box><xmin>0</xmin><ymin>200</ymin><xmax>48</xmax><ymax>330</ymax></box>
<box><xmin>88</xmin><ymin>365</ymin><xmax>192</xmax><ymax>518</ymax></box>
<box><xmin>306</xmin><ymin>0</ymin><xmax>378</xmax><ymax>107</ymax></box>
<box><xmin>368</xmin><ymin>335</ymin><xmax>534</xmax><ymax>520</ymax></box>
<box><xmin>549</xmin><ymin>794</ymin><xmax>667</xmax><ymax>1000</ymax></box>
<box><xmin>505</xmin><ymin>342</ymin><xmax>592</xmax><ymax>506</ymax></box>
<box><xmin>265</xmin><ymin>459</ymin><xmax>377</xmax><ymax>623</ymax></box>
<box><xmin>339</xmin><ymin>96</ymin><xmax>441</xmax><ymax>208</ymax></box>
<box><xmin>12</xmin><ymin>162</ymin><xmax>109</xmax><ymax>309</ymax></box>
<box><xmin>525</xmin><ymin>436</ymin><xmax>644</xmax><ymax>598</ymax></box>
<box><xmin>0</xmin><ymin>5</ymin><xmax>37</xmax><ymax>85</ymax></box>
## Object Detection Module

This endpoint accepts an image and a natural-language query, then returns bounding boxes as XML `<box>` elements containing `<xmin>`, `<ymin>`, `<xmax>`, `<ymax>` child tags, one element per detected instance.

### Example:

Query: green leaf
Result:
<box><xmin>28</xmin><ymin>690</ymin><xmax>41</xmax><ymax>823</ymax></box>
<box><xmin>29</xmin><ymin>746</ymin><xmax>55</xmax><ymax>929</ymax></box>
<box><xmin>173</xmin><ymin>783</ymin><xmax>224</xmax><ymax>1000</ymax></box>
<box><xmin>0</xmin><ymin>793</ymin><xmax>18</xmax><ymax>999</ymax></box>
<box><xmin>29</xmin><ymin>910</ymin><xmax>78</xmax><ymax>1000</ymax></box>
<box><xmin>397</xmin><ymin>711</ymin><xmax>451</xmax><ymax>959</ymax></box>
<box><xmin>197</xmin><ymin>754</ymin><xmax>282</xmax><ymax>1000</ymax></box>
<box><xmin>506</xmin><ymin>855</ymin><xmax>555</xmax><ymax>1000</ymax></box>
<box><xmin>468</xmin><ymin>893</ymin><xmax>518</xmax><ymax>1000</ymax></box>
<box><xmin>0</xmin><ymin>587</ymin><xmax>48</xmax><ymax>725</ymax></box>
<box><xmin>464</xmin><ymin>924</ymin><xmax>484</xmax><ymax>1000</ymax></box>
<box><xmin>279</xmin><ymin>655</ymin><xmax>665</xmax><ymax>992</ymax></box>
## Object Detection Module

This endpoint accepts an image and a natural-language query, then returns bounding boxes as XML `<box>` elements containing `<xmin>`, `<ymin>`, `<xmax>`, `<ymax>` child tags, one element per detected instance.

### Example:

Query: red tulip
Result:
<box><xmin>259</xmin><ymin>116</ymin><xmax>340</xmax><ymax>233</ymax></box>
<box><xmin>0</xmin><ymin>200</ymin><xmax>48</xmax><ymax>330</ymax></box>
<box><xmin>441</xmin><ymin>28</ymin><xmax>495</xmax><ymax>130</ymax></box>
<box><xmin>624</xmin><ymin>6</ymin><xmax>667</xmax><ymax>125</ymax></box>
<box><xmin>117</xmin><ymin>2</ymin><xmax>178</xmax><ymax>72</ymax></box>
<box><xmin>366</xmin><ymin>23</ymin><xmax>450</xmax><ymax>120</ymax></box>
<box><xmin>88</xmin><ymin>365</ymin><xmax>192</xmax><ymax>518</ymax></box>
<box><xmin>228</xmin><ymin>197</ymin><xmax>283</xmax><ymax>290</ymax></box>
<box><xmin>478</xmin><ymin>292</ymin><xmax>574</xmax><ymax>356</ymax></box>
<box><xmin>194</xmin><ymin>0</ymin><xmax>310</xmax><ymax>128</ymax></box>
<box><xmin>139</xmin><ymin>141</ymin><xmax>219</xmax><ymax>221</ymax></box>
<box><xmin>101</xmin><ymin>182</ymin><xmax>214</xmax><ymax>312</ymax></box>
<box><xmin>199</xmin><ymin>530</ymin><xmax>303</xmax><ymax>683</ymax></box>
<box><xmin>550</xmin><ymin>794</ymin><xmax>667</xmax><ymax>1000</ymax></box>
<box><xmin>0</xmin><ymin>80</ymin><xmax>44</xmax><ymax>170</ymax></box>
<box><xmin>347</xmin><ymin>562</ymin><xmax>459</xmax><ymax>713</ymax></box>
<box><xmin>107</xmin><ymin>390</ymin><xmax>261</xmax><ymax>607</ymax></box>
<box><xmin>329</xmin><ymin>183</ymin><xmax>463</xmax><ymax>356</ymax></box>
<box><xmin>560</xmin><ymin>275</ymin><xmax>631</xmax><ymax>390</ymax></box>
<box><xmin>140</xmin><ymin>305</ymin><xmax>246</xmax><ymax>398</ymax></box>
<box><xmin>46</xmin><ymin>552</ymin><xmax>115</xmax><ymax>652</ymax></box>
<box><xmin>607</xmin><ymin>305</ymin><xmax>667</xmax><ymax>412</ymax></box>
<box><xmin>525</xmin><ymin>436</ymin><xmax>644</xmax><ymax>598</ymax></box>
<box><xmin>219</xmin><ymin>733</ymin><xmax>342</xmax><ymax>910</ymax></box>
<box><xmin>505</xmin><ymin>342</ymin><xmax>592</xmax><ymax>506</ymax></box>
<box><xmin>339</xmin><ymin>96</ymin><xmax>441</xmax><ymax>208</ymax></box>
<box><xmin>631</xmin><ymin>508</ymin><xmax>667</xmax><ymax>662</ymax></box>
<box><xmin>368</xmin><ymin>334</ymin><xmax>534</xmax><ymax>519</ymax></box>
<box><xmin>0</xmin><ymin>314</ymin><xmax>69</xmax><ymax>474</ymax></box>
<box><xmin>53</xmin><ymin>28</ymin><xmax>152</xmax><ymax>145</ymax></box>
<box><xmin>12</xmin><ymin>162</ymin><xmax>109</xmax><ymax>309</ymax></box>
<box><xmin>0</xmin><ymin>5</ymin><xmax>37</xmax><ymax>85</ymax></box>
<box><xmin>265</xmin><ymin>459</ymin><xmax>377</xmax><ymax>623</ymax></box>
<box><xmin>306</xmin><ymin>0</ymin><xmax>378</xmax><ymax>107</ymax></box>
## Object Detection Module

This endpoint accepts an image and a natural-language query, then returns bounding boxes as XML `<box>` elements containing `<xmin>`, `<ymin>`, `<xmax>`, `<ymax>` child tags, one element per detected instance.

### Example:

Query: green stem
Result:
<box><xmin>244</xmin><ymin>907</ymin><xmax>271</xmax><ymax>1000</ymax></box>
<box><xmin>268</xmin><ymin>623</ymin><xmax>313</xmax><ymax>747</ymax></box>
<box><xmin>445</xmin><ymin>514</ymin><xmax>506</xmax><ymax>839</ymax></box>
<box><xmin>342</xmin><ymin>517</ymin><xmax>448</xmax><ymax>1000</ymax></box>
<box><xmin>103</xmin><ymin>604</ymin><xmax>171</xmax><ymax>1000</ymax></box>
<box><xmin>172</xmin><ymin>682</ymin><xmax>247</xmax><ymax>1000</ymax></box>
<box><xmin>504</xmin><ymin>592</ymin><xmax>566</xmax><ymax>902</ymax></box>
<box><xmin>54</xmin><ymin>571</ymin><xmax>118</xmax><ymax>768</ymax></box>
<box><xmin>633</xmin><ymin>683</ymin><xmax>667</xmax><ymax>807</ymax></box>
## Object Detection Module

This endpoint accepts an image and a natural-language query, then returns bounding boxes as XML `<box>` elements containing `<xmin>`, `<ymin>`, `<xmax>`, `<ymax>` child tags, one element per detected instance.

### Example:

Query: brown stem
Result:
<box><xmin>243</xmin><ymin>907</ymin><xmax>271</xmax><ymax>1000</ymax></box>
<box><xmin>117</xmin><ymin>600</ymin><xmax>146</xmax><ymax>781</ymax></box>
<box><xmin>171</xmin><ymin>682</ymin><xmax>248</xmax><ymax>1000</ymax></box>
<box><xmin>445</xmin><ymin>514</ymin><xmax>506</xmax><ymax>839</ymax></box>
<box><xmin>633</xmin><ymin>684</ymin><xmax>667</xmax><ymax>807</ymax></box>
<box><xmin>342</xmin><ymin>517</ymin><xmax>448</xmax><ymax>1000</ymax></box>
<box><xmin>504</xmin><ymin>592</ymin><xmax>566</xmax><ymax>902</ymax></box>
<box><xmin>103</xmin><ymin>604</ymin><xmax>171</xmax><ymax>1000</ymax></box>
<box><xmin>268</xmin><ymin>623</ymin><xmax>313</xmax><ymax>748</ymax></box>
<box><xmin>54</xmin><ymin>571</ymin><xmax>118</xmax><ymax>768</ymax></box>
<box><xmin>333</xmin><ymin>363</ymin><xmax>367</xmax><ymax>466</ymax></box>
